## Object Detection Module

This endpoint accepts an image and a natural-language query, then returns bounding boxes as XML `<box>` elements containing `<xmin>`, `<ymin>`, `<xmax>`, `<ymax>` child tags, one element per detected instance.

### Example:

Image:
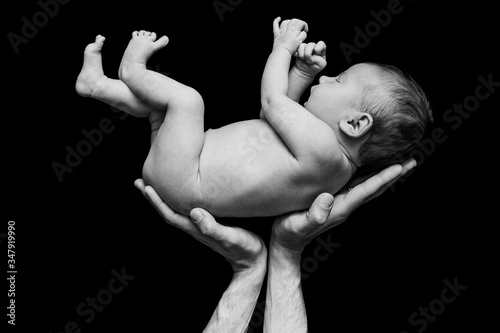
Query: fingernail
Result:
<box><xmin>191</xmin><ymin>210</ymin><xmax>203</xmax><ymax>223</ymax></box>
<box><xmin>319</xmin><ymin>194</ymin><xmax>334</xmax><ymax>209</ymax></box>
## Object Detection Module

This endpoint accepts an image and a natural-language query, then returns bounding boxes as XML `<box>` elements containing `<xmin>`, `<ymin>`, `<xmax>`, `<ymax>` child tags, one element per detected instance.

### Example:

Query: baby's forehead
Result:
<box><xmin>345</xmin><ymin>63</ymin><xmax>387</xmax><ymax>106</ymax></box>
<box><xmin>346</xmin><ymin>63</ymin><xmax>382</xmax><ymax>92</ymax></box>
<box><xmin>347</xmin><ymin>63</ymin><xmax>380</xmax><ymax>82</ymax></box>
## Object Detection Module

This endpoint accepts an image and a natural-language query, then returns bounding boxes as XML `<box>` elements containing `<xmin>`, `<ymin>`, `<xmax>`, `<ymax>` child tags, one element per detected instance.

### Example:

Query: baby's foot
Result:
<box><xmin>75</xmin><ymin>35</ymin><xmax>108</xmax><ymax>98</ymax></box>
<box><xmin>118</xmin><ymin>31</ymin><xmax>169</xmax><ymax>81</ymax></box>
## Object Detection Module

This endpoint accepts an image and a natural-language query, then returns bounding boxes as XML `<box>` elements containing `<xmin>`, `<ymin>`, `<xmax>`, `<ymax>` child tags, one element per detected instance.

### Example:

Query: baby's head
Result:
<box><xmin>305</xmin><ymin>62</ymin><xmax>433</xmax><ymax>173</ymax></box>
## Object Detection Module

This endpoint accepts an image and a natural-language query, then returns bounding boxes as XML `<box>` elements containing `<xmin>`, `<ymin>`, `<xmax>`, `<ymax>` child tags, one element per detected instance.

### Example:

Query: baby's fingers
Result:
<box><xmin>280</xmin><ymin>19</ymin><xmax>291</xmax><ymax>31</ymax></box>
<box><xmin>314</xmin><ymin>41</ymin><xmax>327</xmax><ymax>57</ymax></box>
<box><xmin>295</xmin><ymin>43</ymin><xmax>306</xmax><ymax>58</ymax></box>
<box><xmin>273</xmin><ymin>17</ymin><xmax>281</xmax><ymax>37</ymax></box>
<box><xmin>305</xmin><ymin>42</ymin><xmax>316</xmax><ymax>62</ymax></box>
<box><xmin>298</xmin><ymin>30</ymin><xmax>307</xmax><ymax>43</ymax></box>
<box><xmin>290</xmin><ymin>18</ymin><xmax>309</xmax><ymax>32</ymax></box>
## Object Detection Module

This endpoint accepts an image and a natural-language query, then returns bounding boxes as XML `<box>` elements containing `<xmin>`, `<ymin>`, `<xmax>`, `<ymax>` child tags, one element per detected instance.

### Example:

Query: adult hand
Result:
<box><xmin>134</xmin><ymin>179</ymin><xmax>267</xmax><ymax>273</ymax></box>
<box><xmin>134</xmin><ymin>180</ymin><xmax>268</xmax><ymax>332</ymax></box>
<box><xmin>272</xmin><ymin>159</ymin><xmax>417</xmax><ymax>251</ymax></box>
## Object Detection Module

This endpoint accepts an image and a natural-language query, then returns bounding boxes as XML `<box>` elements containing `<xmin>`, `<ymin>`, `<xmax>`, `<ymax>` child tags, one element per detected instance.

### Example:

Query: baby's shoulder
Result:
<box><xmin>289</xmin><ymin>146</ymin><xmax>351</xmax><ymax>194</ymax></box>
<box><xmin>293</xmin><ymin>134</ymin><xmax>350</xmax><ymax>178</ymax></box>
<box><xmin>307</xmin><ymin>132</ymin><xmax>346</xmax><ymax>167</ymax></box>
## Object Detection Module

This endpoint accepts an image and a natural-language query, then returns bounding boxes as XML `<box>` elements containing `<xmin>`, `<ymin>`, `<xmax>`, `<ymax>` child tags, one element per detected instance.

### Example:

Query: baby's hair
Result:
<box><xmin>356</xmin><ymin>63</ymin><xmax>433</xmax><ymax>174</ymax></box>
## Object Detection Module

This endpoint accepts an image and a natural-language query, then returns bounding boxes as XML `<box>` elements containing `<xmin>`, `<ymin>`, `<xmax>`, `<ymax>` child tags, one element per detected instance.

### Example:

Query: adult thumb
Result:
<box><xmin>305</xmin><ymin>193</ymin><xmax>334</xmax><ymax>227</ymax></box>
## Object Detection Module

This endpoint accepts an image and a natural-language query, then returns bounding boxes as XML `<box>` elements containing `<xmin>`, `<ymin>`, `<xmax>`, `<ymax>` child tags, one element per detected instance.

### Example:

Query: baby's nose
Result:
<box><xmin>319</xmin><ymin>76</ymin><xmax>332</xmax><ymax>84</ymax></box>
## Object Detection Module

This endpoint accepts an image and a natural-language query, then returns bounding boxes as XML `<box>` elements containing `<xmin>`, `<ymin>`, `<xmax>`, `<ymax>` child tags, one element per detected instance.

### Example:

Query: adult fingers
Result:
<box><xmin>374</xmin><ymin>159</ymin><xmax>417</xmax><ymax>197</ymax></box>
<box><xmin>134</xmin><ymin>179</ymin><xmax>158</xmax><ymax>217</ymax></box>
<box><xmin>143</xmin><ymin>185</ymin><xmax>196</xmax><ymax>233</ymax></box>
<box><xmin>134</xmin><ymin>179</ymin><xmax>148</xmax><ymax>199</ymax></box>
<box><xmin>346</xmin><ymin>158</ymin><xmax>416</xmax><ymax>192</ymax></box>
<box><xmin>302</xmin><ymin>193</ymin><xmax>334</xmax><ymax>233</ymax></box>
<box><xmin>275</xmin><ymin>192</ymin><xmax>333</xmax><ymax>242</ymax></box>
<box><xmin>363</xmin><ymin>159</ymin><xmax>418</xmax><ymax>201</ymax></box>
<box><xmin>343</xmin><ymin>164</ymin><xmax>403</xmax><ymax>212</ymax></box>
<box><xmin>190</xmin><ymin>208</ymin><xmax>238</xmax><ymax>245</ymax></box>
<box><xmin>381</xmin><ymin>159</ymin><xmax>418</xmax><ymax>193</ymax></box>
<box><xmin>401</xmin><ymin>158</ymin><xmax>417</xmax><ymax>176</ymax></box>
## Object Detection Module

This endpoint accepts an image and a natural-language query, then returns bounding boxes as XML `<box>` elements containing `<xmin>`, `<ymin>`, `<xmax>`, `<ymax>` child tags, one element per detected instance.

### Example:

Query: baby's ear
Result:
<box><xmin>339</xmin><ymin>113</ymin><xmax>373</xmax><ymax>138</ymax></box>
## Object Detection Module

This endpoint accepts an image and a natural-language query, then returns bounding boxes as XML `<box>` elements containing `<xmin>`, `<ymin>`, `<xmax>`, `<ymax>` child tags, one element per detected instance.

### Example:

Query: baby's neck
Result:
<box><xmin>337</xmin><ymin>136</ymin><xmax>361</xmax><ymax>175</ymax></box>
<box><xmin>340</xmin><ymin>143</ymin><xmax>358</xmax><ymax>172</ymax></box>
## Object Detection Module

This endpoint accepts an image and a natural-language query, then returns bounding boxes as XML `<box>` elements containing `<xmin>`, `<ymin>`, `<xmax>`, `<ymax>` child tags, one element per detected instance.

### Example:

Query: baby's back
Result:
<box><xmin>192</xmin><ymin>119</ymin><xmax>352</xmax><ymax>217</ymax></box>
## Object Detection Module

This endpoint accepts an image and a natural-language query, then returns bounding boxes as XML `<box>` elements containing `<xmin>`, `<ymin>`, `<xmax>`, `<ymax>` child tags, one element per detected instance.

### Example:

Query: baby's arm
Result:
<box><xmin>261</xmin><ymin>18</ymin><xmax>307</xmax><ymax>106</ymax></box>
<box><xmin>261</xmin><ymin>18</ymin><xmax>334</xmax><ymax>162</ymax></box>
<box><xmin>260</xmin><ymin>17</ymin><xmax>305</xmax><ymax>119</ymax></box>
<box><xmin>287</xmin><ymin>41</ymin><xmax>327</xmax><ymax>102</ymax></box>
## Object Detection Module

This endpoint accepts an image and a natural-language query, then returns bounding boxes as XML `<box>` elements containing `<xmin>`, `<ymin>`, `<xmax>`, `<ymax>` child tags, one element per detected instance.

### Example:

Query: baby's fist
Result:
<box><xmin>272</xmin><ymin>17</ymin><xmax>309</xmax><ymax>54</ymax></box>
<box><xmin>294</xmin><ymin>41</ymin><xmax>327</xmax><ymax>76</ymax></box>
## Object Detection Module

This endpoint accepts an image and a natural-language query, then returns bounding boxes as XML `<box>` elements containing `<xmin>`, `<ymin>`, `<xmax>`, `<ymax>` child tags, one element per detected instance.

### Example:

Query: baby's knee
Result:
<box><xmin>171</xmin><ymin>86</ymin><xmax>204</xmax><ymax>111</ymax></box>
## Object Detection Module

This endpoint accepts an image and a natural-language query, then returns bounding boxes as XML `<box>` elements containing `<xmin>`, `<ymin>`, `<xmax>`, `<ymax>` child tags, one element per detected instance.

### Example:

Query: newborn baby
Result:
<box><xmin>76</xmin><ymin>18</ymin><xmax>432</xmax><ymax>217</ymax></box>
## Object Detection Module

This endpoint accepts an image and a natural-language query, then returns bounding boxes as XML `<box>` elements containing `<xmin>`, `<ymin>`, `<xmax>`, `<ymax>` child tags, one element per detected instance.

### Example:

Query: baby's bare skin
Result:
<box><xmin>76</xmin><ymin>23</ymin><xmax>356</xmax><ymax>218</ymax></box>
<box><xmin>191</xmin><ymin>119</ymin><xmax>350</xmax><ymax>217</ymax></box>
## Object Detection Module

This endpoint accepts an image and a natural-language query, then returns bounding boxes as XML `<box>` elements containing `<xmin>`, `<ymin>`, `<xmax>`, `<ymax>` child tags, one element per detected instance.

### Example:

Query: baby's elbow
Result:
<box><xmin>260</xmin><ymin>96</ymin><xmax>272</xmax><ymax>114</ymax></box>
<box><xmin>259</xmin><ymin>109</ymin><xmax>266</xmax><ymax>120</ymax></box>
<box><xmin>261</xmin><ymin>96</ymin><xmax>287</xmax><ymax>115</ymax></box>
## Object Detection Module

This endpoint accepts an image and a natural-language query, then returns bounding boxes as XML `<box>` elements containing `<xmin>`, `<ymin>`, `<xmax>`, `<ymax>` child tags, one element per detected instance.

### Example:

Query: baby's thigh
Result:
<box><xmin>142</xmin><ymin>144</ymin><xmax>208</xmax><ymax>217</ymax></box>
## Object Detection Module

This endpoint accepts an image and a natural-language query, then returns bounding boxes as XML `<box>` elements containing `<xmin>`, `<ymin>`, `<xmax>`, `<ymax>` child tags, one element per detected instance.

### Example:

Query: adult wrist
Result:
<box><xmin>232</xmin><ymin>265</ymin><xmax>266</xmax><ymax>296</ymax></box>
<box><xmin>270</xmin><ymin>237</ymin><xmax>304</xmax><ymax>262</ymax></box>
<box><xmin>270</xmin><ymin>229</ymin><xmax>307</xmax><ymax>255</ymax></box>
<box><xmin>233</xmin><ymin>254</ymin><xmax>267</xmax><ymax>280</ymax></box>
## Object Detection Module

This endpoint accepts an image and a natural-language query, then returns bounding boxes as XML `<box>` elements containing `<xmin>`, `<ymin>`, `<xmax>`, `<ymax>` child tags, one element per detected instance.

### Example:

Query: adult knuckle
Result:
<box><xmin>201</xmin><ymin>226</ymin><xmax>215</xmax><ymax>237</ymax></box>
<box><xmin>289</xmin><ymin>222</ymin><xmax>302</xmax><ymax>234</ymax></box>
<box><xmin>220</xmin><ymin>240</ymin><xmax>233</xmax><ymax>251</ymax></box>
<box><xmin>308</xmin><ymin>211</ymin><xmax>326</xmax><ymax>224</ymax></box>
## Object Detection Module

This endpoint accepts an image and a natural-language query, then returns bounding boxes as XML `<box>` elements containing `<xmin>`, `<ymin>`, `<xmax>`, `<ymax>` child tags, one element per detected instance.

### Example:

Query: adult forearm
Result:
<box><xmin>264</xmin><ymin>240</ymin><xmax>307</xmax><ymax>333</ymax></box>
<box><xmin>204</xmin><ymin>266</ymin><xmax>266</xmax><ymax>333</ymax></box>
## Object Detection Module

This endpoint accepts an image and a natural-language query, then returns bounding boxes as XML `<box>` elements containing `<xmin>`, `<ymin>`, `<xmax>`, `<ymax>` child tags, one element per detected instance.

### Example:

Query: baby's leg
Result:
<box><xmin>76</xmin><ymin>35</ymin><xmax>165</xmax><ymax>143</ymax></box>
<box><xmin>119</xmin><ymin>31</ymin><xmax>205</xmax><ymax>213</ymax></box>
<box><xmin>76</xmin><ymin>35</ymin><xmax>158</xmax><ymax>118</ymax></box>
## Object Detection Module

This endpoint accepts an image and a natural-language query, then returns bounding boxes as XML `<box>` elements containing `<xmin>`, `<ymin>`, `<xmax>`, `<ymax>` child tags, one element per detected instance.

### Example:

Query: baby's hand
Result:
<box><xmin>294</xmin><ymin>41</ymin><xmax>327</xmax><ymax>77</ymax></box>
<box><xmin>272</xmin><ymin>17</ymin><xmax>308</xmax><ymax>55</ymax></box>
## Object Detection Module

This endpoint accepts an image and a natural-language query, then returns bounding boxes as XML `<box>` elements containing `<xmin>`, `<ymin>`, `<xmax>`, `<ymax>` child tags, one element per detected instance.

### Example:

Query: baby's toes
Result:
<box><xmin>154</xmin><ymin>35</ymin><xmax>169</xmax><ymax>48</ymax></box>
<box><xmin>149</xmin><ymin>32</ymin><xmax>157</xmax><ymax>41</ymax></box>
<box><xmin>94</xmin><ymin>34</ymin><xmax>105</xmax><ymax>43</ymax></box>
<box><xmin>84</xmin><ymin>35</ymin><xmax>105</xmax><ymax>53</ymax></box>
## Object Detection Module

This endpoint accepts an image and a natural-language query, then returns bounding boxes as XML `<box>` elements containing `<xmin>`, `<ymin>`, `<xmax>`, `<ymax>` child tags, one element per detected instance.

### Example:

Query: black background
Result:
<box><xmin>4</xmin><ymin>0</ymin><xmax>499</xmax><ymax>332</ymax></box>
